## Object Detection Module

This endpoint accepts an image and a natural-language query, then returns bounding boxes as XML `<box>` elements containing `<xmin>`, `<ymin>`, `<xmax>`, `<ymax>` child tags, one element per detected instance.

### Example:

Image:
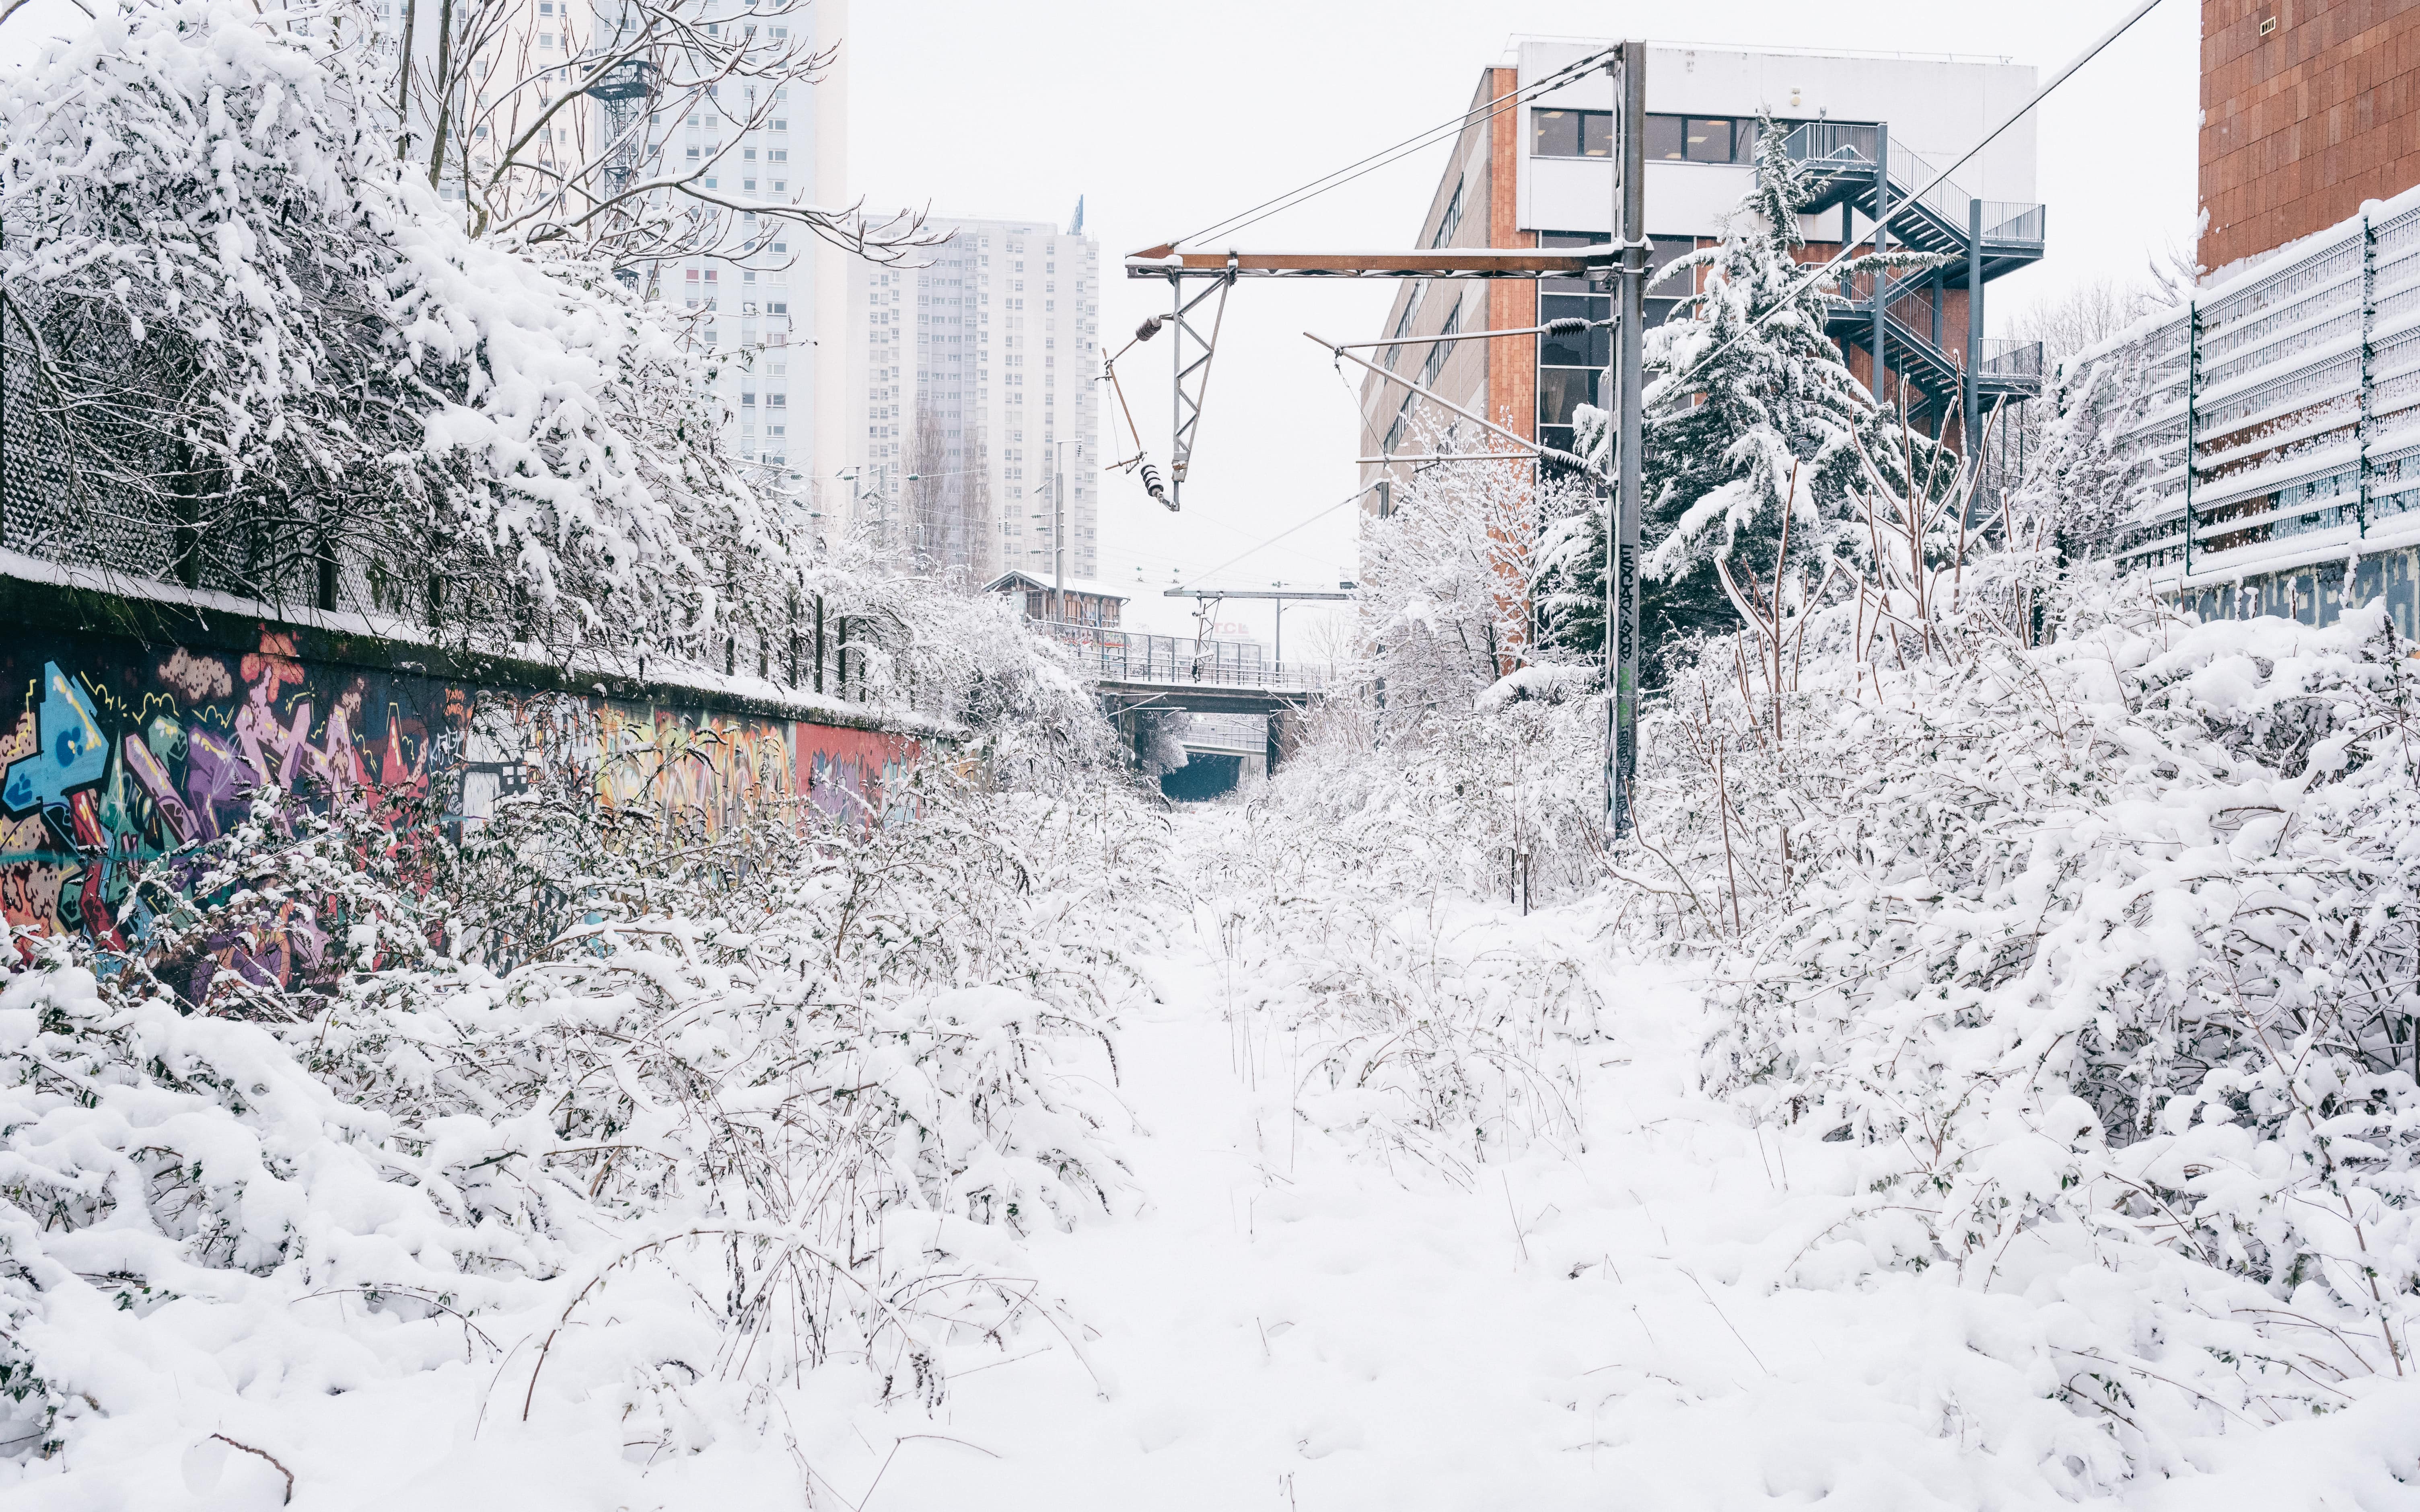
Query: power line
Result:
<box><xmin>1175</xmin><ymin>46</ymin><xmax>1618</xmax><ymax>249</ymax></box>
<box><xmin>1176</xmin><ymin>482</ymin><xmax>1380</xmax><ymax>590</ymax></box>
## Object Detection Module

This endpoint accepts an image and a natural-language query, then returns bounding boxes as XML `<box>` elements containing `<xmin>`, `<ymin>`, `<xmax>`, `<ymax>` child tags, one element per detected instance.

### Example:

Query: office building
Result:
<box><xmin>2200</xmin><ymin>0</ymin><xmax>2420</xmax><ymax>277</ymax></box>
<box><xmin>1359</xmin><ymin>40</ymin><xmax>2048</xmax><ymax>486</ymax></box>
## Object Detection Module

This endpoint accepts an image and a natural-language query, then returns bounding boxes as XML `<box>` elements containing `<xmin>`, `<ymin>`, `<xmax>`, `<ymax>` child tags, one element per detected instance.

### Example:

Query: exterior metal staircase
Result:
<box><xmin>1778</xmin><ymin>121</ymin><xmax>2048</xmax><ymax>421</ymax></box>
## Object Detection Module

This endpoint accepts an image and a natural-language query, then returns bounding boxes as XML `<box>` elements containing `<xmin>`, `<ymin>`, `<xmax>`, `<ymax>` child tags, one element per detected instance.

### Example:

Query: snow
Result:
<box><xmin>13</xmin><ymin>12</ymin><xmax>2420</xmax><ymax>1498</ymax></box>
<box><xmin>12</xmin><ymin>727</ymin><xmax>2420</xmax><ymax>1505</ymax></box>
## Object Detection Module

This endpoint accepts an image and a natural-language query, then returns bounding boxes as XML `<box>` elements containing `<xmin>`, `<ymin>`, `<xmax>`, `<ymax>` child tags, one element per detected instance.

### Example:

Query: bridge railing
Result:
<box><xmin>1035</xmin><ymin>620</ymin><xmax>1330</xmax><ymax>693</ymax></box>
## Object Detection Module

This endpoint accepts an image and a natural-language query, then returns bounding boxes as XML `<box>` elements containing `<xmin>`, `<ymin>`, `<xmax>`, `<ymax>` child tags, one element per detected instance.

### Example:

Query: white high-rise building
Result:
<box><xmin>380</xmin><ymin>0</ymin><xmax>852</xmax><ymax>515</ymax></box>
<box><xmin>846</xmin><ymin>212</ymin><xmax>1099</xmax><ymax>581</ymax></box>
<box><xmin>637</xmin><ymin>2</ymin><xmax>850</xmax><ymax>516</ymax></box>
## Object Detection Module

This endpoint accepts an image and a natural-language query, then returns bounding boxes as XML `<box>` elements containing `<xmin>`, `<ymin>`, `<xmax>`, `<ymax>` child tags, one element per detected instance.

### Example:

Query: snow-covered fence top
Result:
<box><xmin>0</xmin><ymin>559</ymin><xmax>937</xmax><ymax>949</ymax></box>
<box><xmin>2068</xmin><ymin>181</ymin><xmax>2420</xmax><ymax>588</ymax></box>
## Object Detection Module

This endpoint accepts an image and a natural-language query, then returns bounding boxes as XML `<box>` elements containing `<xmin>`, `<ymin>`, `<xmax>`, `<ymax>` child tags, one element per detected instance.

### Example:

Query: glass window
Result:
<box><xmin>1685</xmin><ymin>118</ymin><xmax>1735</xmax><ymax>163</ymax></box>
<box><xmin>1532</xmin><ymin>108</ymin><xmax>1578</xmax><ymax>157</ymax></box>
<box><xmin>1538</xmin><ymin>368</ymin><xmax>1599</xmax><ymax>429</ymax></box>
<box><xmin>1532</xmin><ymin>109</ymin><xmax>1611</xmax><ymax>158</ymax></box>
<box><xmin>1644</xmin><ymin>115</ymin><xmax>1757</xmax><ymax>164</ymax></box>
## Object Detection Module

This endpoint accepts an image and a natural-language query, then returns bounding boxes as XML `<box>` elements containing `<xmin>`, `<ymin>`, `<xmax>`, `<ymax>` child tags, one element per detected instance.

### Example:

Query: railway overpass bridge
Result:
<box><xmin>1036</xmin><ymin>622</ymin><xmax>1330</xmax><ymax>771</ymax></box>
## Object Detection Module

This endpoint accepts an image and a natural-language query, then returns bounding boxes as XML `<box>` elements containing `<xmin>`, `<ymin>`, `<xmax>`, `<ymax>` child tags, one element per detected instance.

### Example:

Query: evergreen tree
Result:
<box><xmin>1542</xmin><ymin>116</ymin><xmax>1949</xmax><ymax>671</ymax></box>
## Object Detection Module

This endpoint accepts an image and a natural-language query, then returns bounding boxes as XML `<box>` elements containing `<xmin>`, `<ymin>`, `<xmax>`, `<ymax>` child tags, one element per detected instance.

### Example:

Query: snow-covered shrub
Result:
<box><xmin>1639</xmin><ymin>533</ymin><xmax>2420</xmax><ymax>1475</ymax></box>
<box><xmin>0</xmin><ymin>761</ymin><xmax>1167</xmax><ymax>1489</ymax></box>
<box><xmin>1355</xmin><ymin>434</ymin><xmax>1590</xmax><ymax>737</ymax></box>
<box><xmin>1179</xmin><ymin>717</ymin><xmax>1609</xmax><ymax>1178</ymax></box>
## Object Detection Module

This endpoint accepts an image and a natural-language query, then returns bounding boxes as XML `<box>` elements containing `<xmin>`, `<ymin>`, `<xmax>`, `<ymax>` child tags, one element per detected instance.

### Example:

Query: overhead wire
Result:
<box><xmin>1173</xmin><ymin>45</ymin><xmax>1619</xmax><ymax>249</ymax></box>
<box><xmin>1145</xmin><ymin>11</ymin><xmax>2165</xmax><ymax>591</ymax></box>
<box><xmin>1175</xmin><ymin>483</ymin><xmax>1377</xmax><ymax>591</ymax></box>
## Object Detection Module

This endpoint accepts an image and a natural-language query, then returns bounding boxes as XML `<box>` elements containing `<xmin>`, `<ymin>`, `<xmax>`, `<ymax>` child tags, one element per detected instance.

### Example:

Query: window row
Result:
<box><xmin>1530</xmin><ymin>109</ymin><xmax>1769</xmax><ymax>166</ymax></box>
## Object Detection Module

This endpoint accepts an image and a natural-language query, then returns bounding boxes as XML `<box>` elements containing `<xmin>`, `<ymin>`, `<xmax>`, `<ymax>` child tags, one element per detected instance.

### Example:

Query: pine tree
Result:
<box><xmin>1543</xmin><ymin>116</ymin><xmax>1949</xmax><ymax>671</ymax></box>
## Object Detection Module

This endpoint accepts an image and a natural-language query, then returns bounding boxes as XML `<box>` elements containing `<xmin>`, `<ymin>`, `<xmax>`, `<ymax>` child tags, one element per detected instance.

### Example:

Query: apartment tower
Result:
<box><xmin>846</xmin><ymin>214</ymin><xmax>1101</xmax><ymax>580</ymax></box>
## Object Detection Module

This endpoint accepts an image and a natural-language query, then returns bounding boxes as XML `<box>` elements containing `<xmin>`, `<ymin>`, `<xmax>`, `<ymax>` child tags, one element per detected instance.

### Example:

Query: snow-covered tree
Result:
<box><xmin>375</xmin><ymin>0</ymin><xmax>932</xmax><ymax>267</ymax></box>
<box><xmin>1355</xmin><ymin>425</ymin><xmax>1593</xmax><ymax>740</ymax></box>
<box><xmin>1545</xmin><ymin>116</ymin><xmax>1948</xmax><ymax>669</ymax></box>
<box><xmin>2008</xmin><ymin>337</ymin><xmax>2165</xmax><ymax>559</ymax></box>
<box><xmin>1</xmin><ymin>0</ymin><xmax>789</xmax><ymax>659</ymax></box>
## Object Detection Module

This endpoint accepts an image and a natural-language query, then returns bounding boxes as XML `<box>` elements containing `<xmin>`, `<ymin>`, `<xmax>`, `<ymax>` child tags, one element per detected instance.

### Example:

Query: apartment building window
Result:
<box><xmin>1645</xmin><ymin>115</ymin><xmax>1757</xmax><ymax>164</ymax></box>
<box><xmin>1418</xmin><ymin>300</ymin><xmax>1463</xmax><ymax>388</ymax></box>
<box><xmin>1430</xmin><ymin>178</ymin><xmax>1463</xmax><ymax>248</ymax></box>
<box><xmin>1532</xmin><ymin>108</ymin><xmax>1612</xmax><ymax>158</ymax></box>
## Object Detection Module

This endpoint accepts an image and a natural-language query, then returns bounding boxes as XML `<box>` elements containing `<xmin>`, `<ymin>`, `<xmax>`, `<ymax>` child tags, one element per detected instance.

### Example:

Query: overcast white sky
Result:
<box><xmin>844</xmin><ymin>0</ymin><xmax>2201</xmax><ymax>642</ymax></box>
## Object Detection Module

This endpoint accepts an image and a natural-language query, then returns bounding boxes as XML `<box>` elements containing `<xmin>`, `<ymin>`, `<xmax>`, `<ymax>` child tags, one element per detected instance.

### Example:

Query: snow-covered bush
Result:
<box><xmin>0</xmin><ymin>760</ymin><xmax>1168</xmax><ymax>1490</ymax></box>
<box><xmin>1619</xmin><ymin>507</ymin><xmax>2420</xmax><ymax>1476</ymax></box>
<box><xmin>1354</xmin><ymin>435</ymin><xmax>1591</xmax><ymax>736</ymax></box>
<box><xmin>1175</xmin><ymin>711</ymin><xmax>1609</xmax><ymax>1178</ymax></box>
<box><xmin>1</xmin><ymin>0</ymin><xmax>786</xmax><ymax>658</ymax></box>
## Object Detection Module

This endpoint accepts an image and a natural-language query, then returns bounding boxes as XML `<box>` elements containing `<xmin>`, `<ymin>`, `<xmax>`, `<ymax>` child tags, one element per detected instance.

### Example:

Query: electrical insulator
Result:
<box><xmin>1140</xmin><ymin>461</ymin><xmax>1174</xmax><ymax>510</ymax></box>
<box><xmin>1543</xmin><ymin>316</ymin><xmax>1590</xmax><ymax>335</ymax></box>
<box><xmin>1134</xmin><ymin>314</ymin><xmax>1165</xmax><ymax>343</ymax></box>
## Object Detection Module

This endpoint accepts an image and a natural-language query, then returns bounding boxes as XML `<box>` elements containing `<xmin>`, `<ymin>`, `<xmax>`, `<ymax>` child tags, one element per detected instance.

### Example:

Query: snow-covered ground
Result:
<box><xmin>12</xmin><ymin>785</ymin><xmax>2420</xmax><ymax>1510</ymax></box>
<box><xmin>807</xmin><ymin>844</ymin><xmax>2420</xmax><ymax>1512</ymax></box>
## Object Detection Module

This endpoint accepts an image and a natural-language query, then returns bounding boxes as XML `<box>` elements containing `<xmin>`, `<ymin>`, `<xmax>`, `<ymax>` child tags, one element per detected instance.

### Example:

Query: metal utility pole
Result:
<box><xmin>1609</xmin><ymin>40</ymin><xmax>1646</xmax><ymax>840</ymax></box>
<box><xmin>1965</xmin><ymin>197</ymin><xmax>1983</xmax><ymax>465</ymax></box>
<box><xmin>1873</xmin><ymin>121</ymin><xmax>1891</xmax><ymax>421</ymax></box>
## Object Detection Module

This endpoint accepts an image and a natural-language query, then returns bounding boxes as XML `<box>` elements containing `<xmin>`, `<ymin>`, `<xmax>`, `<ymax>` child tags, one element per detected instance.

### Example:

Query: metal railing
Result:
<box><xmin>1037</xmin><ymin>620</ymin><xmax>1329</xmax><ymax>693</ymax></box>
<box><xmin>1976</xmin><ymin>339</ymin><xmax>2046</xmax><ymax>385</ymax></box>
<box><xmin>1979</xmin><ymin>203</ymin><xmax>2048</xmax><ymax>246</ymax></box>
<box><xmin>1780</xmin><ymin>120</ymin><xmax>1879</xmax><ymax>170</ymax></box>
<box><xmin>1780</xmin><ymin>121</ymin><xmax>2047</xmax><ymax>255</ymax></box>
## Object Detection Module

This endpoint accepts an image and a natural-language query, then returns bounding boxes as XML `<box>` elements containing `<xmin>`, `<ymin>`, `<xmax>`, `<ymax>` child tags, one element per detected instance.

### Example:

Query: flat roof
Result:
<box><xmin>984</xmin><ymin>570</ymin><xmax>1132</xmax><ymax>602</ymax></box>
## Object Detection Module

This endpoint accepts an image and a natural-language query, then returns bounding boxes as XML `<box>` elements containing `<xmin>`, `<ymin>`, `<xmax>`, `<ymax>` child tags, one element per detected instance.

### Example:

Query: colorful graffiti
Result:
<box><xmin>1</xmin><ymin>624</ymin><xmax>918</xmax><ymax>965</ymax></box>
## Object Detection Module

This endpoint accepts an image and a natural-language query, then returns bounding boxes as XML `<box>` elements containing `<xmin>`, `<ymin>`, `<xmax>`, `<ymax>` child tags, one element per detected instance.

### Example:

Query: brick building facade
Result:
<box><xmin>2200</xmin><ymin>0</ymin><xmax>2420</xmax><ymax>275</ymax></box>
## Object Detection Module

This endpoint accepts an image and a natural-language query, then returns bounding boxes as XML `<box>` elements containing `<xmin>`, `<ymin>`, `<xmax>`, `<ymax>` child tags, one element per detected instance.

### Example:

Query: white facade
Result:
<box><xmin>1511</xmin><ymin>39</ymin><xmax>2038</xmax><ymax>241</ymax></box>
<box><xmin>846</xmin><ymin>215</ymin><xmax>1101</xmax><ymax>579</ymax></box>
<box><xmin>638</xmin><ymin>1</ymin><xmax>848</xmax><ymax>512</ymax></box>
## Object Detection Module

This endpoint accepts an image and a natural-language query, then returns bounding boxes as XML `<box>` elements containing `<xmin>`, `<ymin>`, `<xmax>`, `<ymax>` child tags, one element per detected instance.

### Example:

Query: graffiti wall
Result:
<box><xmin>0</xmin><ymin>622</ymin><xmax>918</xmax><ymax>947</ymax></box>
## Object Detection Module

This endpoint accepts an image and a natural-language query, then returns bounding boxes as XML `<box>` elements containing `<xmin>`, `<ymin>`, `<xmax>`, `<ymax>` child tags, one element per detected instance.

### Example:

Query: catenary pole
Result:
<box><xmin>1609</xmin><ymin>40</ymin><xmax>1646</xmax><ymax>839</ymax></box>
<box><xmin>1872</xmin><ymin>121</ymin><xmax>1890</xmax><ymax>421</ymax></box>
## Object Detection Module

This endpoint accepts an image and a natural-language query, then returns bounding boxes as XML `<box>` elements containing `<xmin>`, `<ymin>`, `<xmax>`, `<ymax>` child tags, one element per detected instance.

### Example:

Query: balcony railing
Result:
<box><xmin>1975</xmin><ymin>339</ymin><xmax>2045</xmax><ymax>383</ymax></box>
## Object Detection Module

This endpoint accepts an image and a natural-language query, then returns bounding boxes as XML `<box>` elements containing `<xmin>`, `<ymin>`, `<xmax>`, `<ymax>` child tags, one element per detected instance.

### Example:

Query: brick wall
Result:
<box><xmin>1485</xmin><ymin>66</ymin><xmax>1539</xmax><ymax>444</ymax></box>
<box><xmin>2201</xmin><ymin>0</ymin><xmax>2420</xmax><ymax>275</ymax></box>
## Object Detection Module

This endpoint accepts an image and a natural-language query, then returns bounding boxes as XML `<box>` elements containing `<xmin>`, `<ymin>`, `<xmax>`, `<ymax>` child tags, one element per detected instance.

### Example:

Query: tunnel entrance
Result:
<box><xmin>1160</xmin><ymin>753</ymin><xmax>1242</xmax><ymax>803</ymax></box>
